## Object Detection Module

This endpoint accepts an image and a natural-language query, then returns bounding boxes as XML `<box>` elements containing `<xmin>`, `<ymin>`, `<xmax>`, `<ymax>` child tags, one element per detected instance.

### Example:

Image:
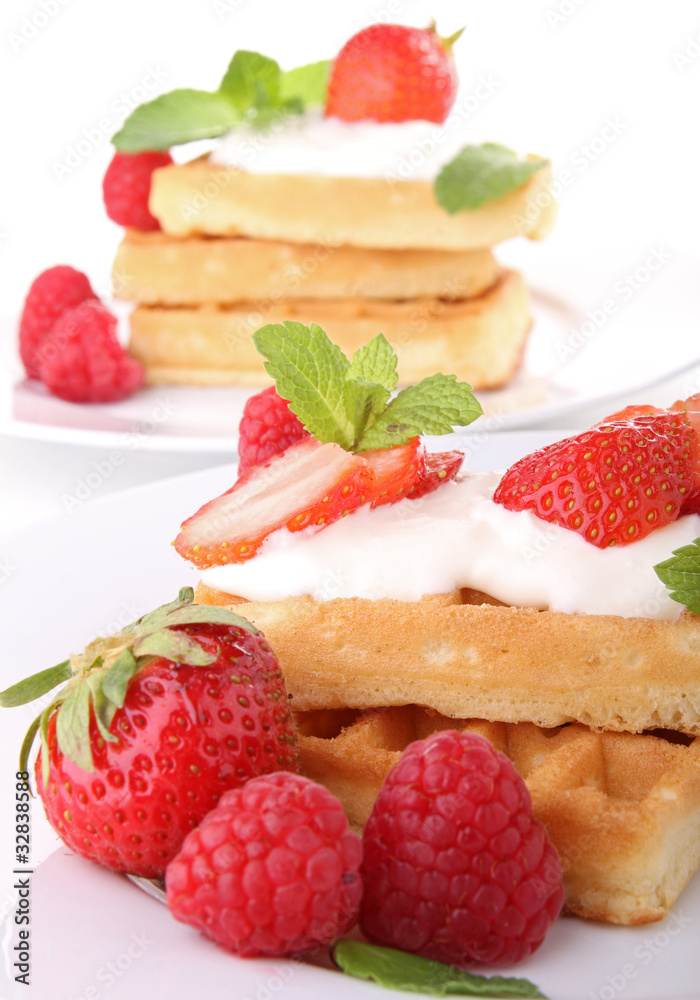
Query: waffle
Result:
<box><xmin>128</xmin><ymin>268</ymin><xmax>531</xmax><ymax>388</ymax></box>
<box><xmin>293</xmin><ymin>704</ymin><xmax>700</xmax><ymax>925</ymax></box>
<box><xmin>149</xmin><ymin>157</ymin><xmax>557</xmax><ymax>249</ymax></box>
<box><xmin>193</xmin><ymin>586</ymin><xmax>700</xmax><ymax>736</ymax></box>
<box><xmin>114</xmin><ymin>232</ymin><xmax>500</xmax><ymax>305</ymax></box>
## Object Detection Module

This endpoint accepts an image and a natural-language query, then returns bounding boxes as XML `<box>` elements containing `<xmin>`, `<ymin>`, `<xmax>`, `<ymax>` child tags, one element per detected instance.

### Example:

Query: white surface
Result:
<box><xmin>0</xmin><ymin>432</ymin><xmax>699</xmax><ymax>1000</ymax></box>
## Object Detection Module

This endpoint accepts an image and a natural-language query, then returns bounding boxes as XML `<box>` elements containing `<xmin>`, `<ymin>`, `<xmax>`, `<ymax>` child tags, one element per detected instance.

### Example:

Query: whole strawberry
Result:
<box><xmin>238</xmin><ymin>385</ymin><xmax>310</xmax><ymax>477</ymax></box>
<box><xmin>167</xmin><ymin>772</ymin><xmax>362</xmax><ymax>957</ymax></box>
<box><xmin>325</xmin><ymin>23</ymin><xmax>461</xmax><ymax>124</ymax></box>
<box><xmin>494</xmin><ymin>413</ymin><xmax>698</xmax><ymax>547</ymax></box>
<box><xmin>1</xmin><ymin>589</ymin><xmax>297</xmax><ymax>878</ymax></box>
<box><xmin>360</xmin><ymin>730</ymin><xmax>564</xmax><ymax>967</ymax></box>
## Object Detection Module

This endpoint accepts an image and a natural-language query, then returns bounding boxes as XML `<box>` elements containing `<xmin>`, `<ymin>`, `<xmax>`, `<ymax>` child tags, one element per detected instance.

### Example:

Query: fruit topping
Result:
<box><xmin>360</xmin><ymin>730</ymin><xmax>564</xmax><ymax>968</ymax></box>
<box><xmin>37</xmin><ymin>300</ymin><xmax>144</xmax><ymax>403</ymax></box>
<box><xmin>0</xmin><ymin>588</ymin><xmax>296</xmax><ymax>878</ymax></box>
<box><xmin>102</xmin><ymin>149</ymin><xmax>173</xmax><ymax>230</ymax></box>
<box><xmin>408</xmin><ymin>449</ymin><xmax>464</xmax><ymax>499</ymax></box>
<box><xmin>175</xmin><ymin>437</ymin><xmax>375</xmax><ymax>568</ymax></box>
<box><xmin>494</xmin><ymin>413</ymin><xmax>698</xmax><ymax>548</ymax></box>
<box><xmin>363</xmin><ymin>437</ymin><xmax>425</xmax><ymax>507</ymax></box>
<box><xmin>238</xmin><ymin>385</ymin><xmax>310</xmax><ymax>477</ymax></box>
<box><xmin>166</xmin><ymin>772</ymin><xmax>362</xmax><ymax>957</ymax></box>
<box><xmin>19</xmin><ymin>265</ymin><xmax>97</xmax><ymax>379</ymax></box>
<box><xmin>325</xmin><ymin>23</ymin><xmax>461</xmax><ymax>124</ymax></box>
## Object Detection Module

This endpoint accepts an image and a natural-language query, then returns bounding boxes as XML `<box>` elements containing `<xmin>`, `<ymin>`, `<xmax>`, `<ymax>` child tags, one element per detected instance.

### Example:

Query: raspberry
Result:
<box><xmin>238</xmin><ymin>386</ymin><xmax>310</xmax><ymax>476</ymax></box>
<box><xmin>360</xmin><ymin>730</ymin><xmax>564</xmax><ymax>968</ymax></box>
<box><xmin>102</xmin><ymin>150</ymin><xmax>173</xmax><ymax>231</ymax></box>
<box><xmin>19</xmin><ymin>265</ymin><xmax>97</xmax><ymax>379</ymax></box>
<box><xmin>166</xmin><ymin>772</ymin><xmax>363</xmax><ymax>957</ymax></box>
<box><xmin>37</xmin><ymin>300</ymin><xmax>144</xmax><ymax>403</ymax></box>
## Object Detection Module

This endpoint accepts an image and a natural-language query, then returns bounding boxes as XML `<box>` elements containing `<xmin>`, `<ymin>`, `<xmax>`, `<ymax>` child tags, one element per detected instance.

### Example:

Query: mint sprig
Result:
<box><xmin>434</xmin><ymin>143</ymin><xmax>548</xmax><ymax>214</ymax></box>
<box><xmin>655</xmin><ymin>538</ymin><xmax>700</xmax><ymax>614</ymax></box>
<box><xmin>112</xmin><ymin>51</ymin><xmax>330</xmax><ymax>152</ymax></box>
<box><xmin>333</xmin><ymin>940</ymin><xmax>547</xmax><ymax>998</ymax></box>
<box><xmin>252</xmin><ymin>322</ymin><xmax>482</xmax><ymax>451</ymax></box>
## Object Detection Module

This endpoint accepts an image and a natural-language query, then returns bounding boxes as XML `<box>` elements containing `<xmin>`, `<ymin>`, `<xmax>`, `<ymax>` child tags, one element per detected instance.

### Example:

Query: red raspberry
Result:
<box><xmin>102</xmin><ymin>150</ymin><xmax>173</xmax><ymax>231</ymax></box>
<box><xmin>37</xmin><ymin>300</ymin><xmax>144</xmax><ymax>403</ymax></box>
<box><xmin>238</xmin><ymin>386</ymin><xmax>310</xmax><ymax>476</ymax></box>
<box><xmin>166</xmin><ymin>772</ymin><xmax>363</xmax><ymax>957</ymax></box>
<box><xmin>360</xmin><ymin>730</ymin><xmax>564</xmax><ymax>968</ymax></box>
<box><xmin>19</xmin><ymin>265</ymin><xmax>97</xmax><ymax>378</ymax></box>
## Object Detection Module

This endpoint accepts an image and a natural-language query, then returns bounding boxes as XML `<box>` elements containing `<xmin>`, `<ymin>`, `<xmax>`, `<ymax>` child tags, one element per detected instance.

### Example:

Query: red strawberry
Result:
<box><xmin>1</xmin><ymin>589</ymin><xmax>296</xmax><ymax>879</ymax></box>
<box><xmin>362</xmin><ymin>437</ymin><xmax>425</xmax><ymax>507</ymax></box>
<box><xmin>238</xmin><ymin>385</ymin><xmax>310</xmax><ymax>477</ymax></box>
<box><xmin>494</xmin><ymin>414</ymin><xmax>697</xmax><ymax>548</ymax></box>
<box><xmin>408</xmin><ymin>449</ymin><xmax>464</xmax><ymax>499</ymax></box>
<box><xmin>325</xmin><ymin>23</ymin><xmax>461</xmax><ymax>124</ymax></box>
<box><xmin>175</xmin><ymin>437</ymin><xmax>375</xmax><ymax>568</ymax></box>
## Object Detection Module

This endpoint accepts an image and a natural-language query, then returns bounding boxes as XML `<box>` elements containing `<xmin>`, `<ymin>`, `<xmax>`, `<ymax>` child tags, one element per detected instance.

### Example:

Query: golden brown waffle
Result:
<box><xmin>128</xmin><ymin>269</ymin><xmax>531</xmax><ymax>388</ymax></box>
<box><xmin>149</xmin><ymin>158</ymin><xmax>557</xmax><ymax>249</ymax></box>
<box><xmin>294</xmin><ymin>704</ymin><xmax>700</xmax><ymax>925</ymax></box>
<box><xmin>192</xmin><ymin>587</ymin><xmax>700</xmax><ymax>736</ymax></box>
<box><xmin>114</xmin><ymin>232</ymin><xmax>500</xmax><ymax>305</ymax></box>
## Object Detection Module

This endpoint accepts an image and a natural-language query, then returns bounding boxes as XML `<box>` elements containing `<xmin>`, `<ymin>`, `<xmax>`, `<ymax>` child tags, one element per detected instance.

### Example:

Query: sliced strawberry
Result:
<box><xmin>361</xmin><ymin>438</ymin><xmax>425</xmax><ymax>507</ymax></box>
<box><xmin>408</xmin><ymin>450</ymin><xmax>464</xmax><ymax>499</ymax></box>
<box><xmin>175</xmin><ymin>438</ymin><xmax>374</xmax><ymax>568</ymax></box>
<box><xmin>601</xmin><ymin>403</ymin><xmax>665</xmax><ymax>422</ymax></box>
<box><xmin>494</xmin><ymin>413</ymin><xmax>697</xmax><ymax>548</ymax></box>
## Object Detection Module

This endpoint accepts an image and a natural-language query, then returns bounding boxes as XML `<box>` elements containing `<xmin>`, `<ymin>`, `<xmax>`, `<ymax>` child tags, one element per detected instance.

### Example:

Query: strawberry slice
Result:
<box><xmin>408</xmin><ymin>450</ymin><xmax>464</xmax><ymax>499</ymax></box>
<box><xmin>175</xmin><ymin>438</ymin><xmax>374</xmax><ymax>568</ymax></box>
<box><xmin>494</xmin><ymin>413</ymin><xmax>698</xmax><ymax>548</ymax></box>
<box><xmin>361</xmin><ymin>438</ymin><xmax>425</xmax><ymax>507</ymax></box>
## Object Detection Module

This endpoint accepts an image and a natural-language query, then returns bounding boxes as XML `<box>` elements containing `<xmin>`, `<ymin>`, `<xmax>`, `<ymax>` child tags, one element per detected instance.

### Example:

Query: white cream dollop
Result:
<box><xmin>209</xmin><ymin>111</ymin><xmax>486</xmax><ymax>180</ymax></box>
<box><xmin>201</xmin><ymin>472</ymin><xmax>700</xmax><ymax>621</ymax></box>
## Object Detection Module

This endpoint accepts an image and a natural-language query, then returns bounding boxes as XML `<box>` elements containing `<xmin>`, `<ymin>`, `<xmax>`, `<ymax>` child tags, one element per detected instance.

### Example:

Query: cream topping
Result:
<box><xmin>201</xmin><ymin>471</ymin><xmax>699</xmax><ymax>621</ymax></box>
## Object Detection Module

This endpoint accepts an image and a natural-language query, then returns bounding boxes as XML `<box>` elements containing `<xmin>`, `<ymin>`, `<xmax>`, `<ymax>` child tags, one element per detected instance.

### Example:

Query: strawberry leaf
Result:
<box><xmin>654</xmin><ymin>539</ymin><xmax>700</xmax><ymax>614</ymax></box>
<box><xmin>333</xmin><ymin>940</ymin><xmax>547</xmax><ymax>997</ymax></box>
<box><xmin>101</xmin><ymin>648</ymin><xmax>139</xmax><ymax>709</ymax></box>
<box><xmin>133</xmin><ymin>630</ymin><xmax>216</xmax><ymax>666</ymax></box>
<box><xmin>56</xmin><ymin>683</ymin><xmax>94</xmax><ymax>774</ymax></box>
<box><xmin>158</xmin><ymin>604</ymin><xmax>259</xmax><ymax>633</ymax></box>
<box><xmin>434</xmin><ymin>143</ymin><xmax>548</xmax><ymax>214</ymax></box>
<box><xmin>356</xmin><ymin>374</ymin><xmax>482</xmax><ymax>451</ymax></box>
<box><xmin>135</xmin><ymin>587</ymin><xmax>195</xmax><ymax>630</ymax></box>
<box><xmin>0</xmin><ymin>659</ymin><xmax>71</xmax><ymax>708</ymax></box>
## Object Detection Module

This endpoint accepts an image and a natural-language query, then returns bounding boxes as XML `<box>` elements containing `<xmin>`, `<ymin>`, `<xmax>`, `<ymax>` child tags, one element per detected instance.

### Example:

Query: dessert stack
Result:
<box><xmin>109</xmin><ymin>27</ymin><xmax>557</xmax><ymax>390</ymax></box>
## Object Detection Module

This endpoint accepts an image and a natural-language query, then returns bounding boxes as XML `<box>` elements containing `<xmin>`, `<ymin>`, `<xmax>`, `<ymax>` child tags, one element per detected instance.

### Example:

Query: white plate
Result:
<box><xmin>2</xmin><ymin>252</ymin><xmax>700</xmax><ymax>452</ymax></box>
<box><xmin>1</xmin><ymin>430</ymin><xmax>698</xmax><ymax>1000</ymax></box>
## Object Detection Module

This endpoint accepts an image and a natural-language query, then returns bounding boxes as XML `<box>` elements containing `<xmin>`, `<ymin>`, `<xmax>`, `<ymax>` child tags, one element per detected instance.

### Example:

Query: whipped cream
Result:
<box><xmin>209</xmin><ymin>111</ymin><xmax>486</xmax><ymax>180</ymax></box>
<box><xmin>201</xmin><ymin>472</ymin><xmax>700</xmax><ymax>621</ymax></box>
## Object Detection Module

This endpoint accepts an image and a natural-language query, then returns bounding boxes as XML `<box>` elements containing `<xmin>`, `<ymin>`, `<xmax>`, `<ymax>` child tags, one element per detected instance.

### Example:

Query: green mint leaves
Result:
<box><xmin>333</xmin><ymin>941</ymin><xmax>547</xmax><ymax>998</ymax></box>
<box><xmin>434</xmin><ymin>143</ymin><xmax>548</xmax><ymax>214</ymax></box>
<box><xmin>252</xmin><ymin>322</ymin><xmax>482</xmax><ymax>452</ymax></box>
<box><xmin>112</xmin><ymin>51</ymin><xmax>331</xmax><ymax>152</ymax></box>
<box><xmin>655</xmin><ymin>539</ymin><xmax>700</xmax><ymax>614</ymax></box>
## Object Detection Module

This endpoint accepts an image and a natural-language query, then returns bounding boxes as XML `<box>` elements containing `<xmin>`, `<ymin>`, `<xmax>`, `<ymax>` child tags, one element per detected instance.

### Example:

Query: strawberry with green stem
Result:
<box><xmin>175</xmin><ymin>323</ymin><xmax>482</xmax><ymax>569</ymax></box>
<box><xmin>0</xmin><ymin>588</ymin><xmax>297</xmax><ymax>878</ymax></box>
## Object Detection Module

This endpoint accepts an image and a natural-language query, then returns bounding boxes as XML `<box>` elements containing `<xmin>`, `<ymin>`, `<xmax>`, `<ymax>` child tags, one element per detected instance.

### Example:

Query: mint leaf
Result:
<box><xmin>349</xmin><ymin>333</ymin><xmax>398</xmax><ymax>393</ymax></box>
<box><xmin>356</xmin><ymin>374</ymin><xmax>483</xmax><ymax>451</ymax></box>
<box><xmin>655</xmin><ymin>539</ymin><xmax>700</xmax><ymax>613</ymax></box>
<box><xmin>219</xmin><ymin>50</ymin><xmax>281</xmax><ymax>113</ymax></box>
<box><xmin>434</xmin><ymin>143</ymin><xmax>548</xmax><ymax>214</ymax></box>
<box><xmin>333</xmin><ymin>941</ymin><xmax>547</xmax><ymax>998</ymax></box>
<box><xmin>280</xmin><ymin>59</ymin><xmax>331</xmax><ymax>106</ymax></box>
<box><xmin>253</xmin><ymin>322</ymin><xmax>356</xmax><ymax>449</ymax></box>
<box><xmin>112</xmin><ymin>89</ymin><xmax>241</xmax><ymax>152</ymax></box>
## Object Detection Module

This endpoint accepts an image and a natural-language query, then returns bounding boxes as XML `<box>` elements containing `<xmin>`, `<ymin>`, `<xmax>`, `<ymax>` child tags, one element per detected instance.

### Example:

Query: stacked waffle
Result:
<box><xmin>194</xmin><ymin>584</ymin><xmax>700</xmax><ymax>927</ymax></box>
<box><xmin>114</xmin><ymin>152</ymin><xmax>556</xmax><ymax>388</ymax></box>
